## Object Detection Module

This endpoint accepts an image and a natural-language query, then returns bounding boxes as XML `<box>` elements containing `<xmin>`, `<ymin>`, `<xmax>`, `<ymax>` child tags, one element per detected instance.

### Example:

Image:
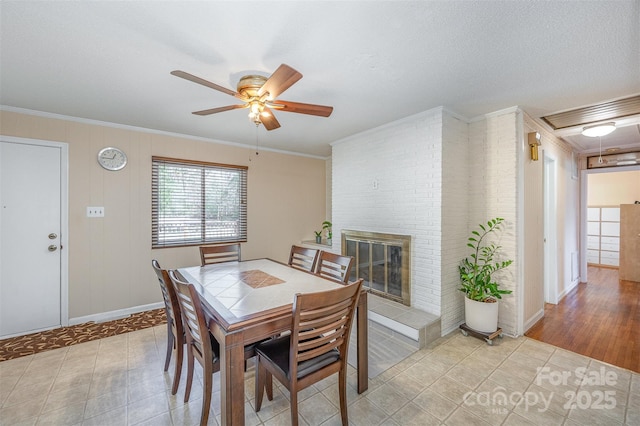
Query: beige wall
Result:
<box><xmin>522</xmin><ymin>113</ymin><xmax>580</xmax><ymax>332</ymax></box>
<box><xmin>522</xmin><ymin>117</ymin><xmax>545</xmax><ymax>332</ymax></box>
<box><xmin>588</xmin><ymin>171</ymin><xmax>640</xmax><ymax>206</ymax></box>
<box><xmin>0</xmin><ymin>110</ymin><xmax>327</xmax><ymax>320</ymax></box>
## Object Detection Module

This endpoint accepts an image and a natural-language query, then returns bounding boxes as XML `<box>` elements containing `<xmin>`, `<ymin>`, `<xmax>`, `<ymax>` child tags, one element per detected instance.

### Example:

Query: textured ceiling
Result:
<box><xmin>1</xmin><ymin>1</ymin><xmax>639</xmax><ymax>157</ymax></box>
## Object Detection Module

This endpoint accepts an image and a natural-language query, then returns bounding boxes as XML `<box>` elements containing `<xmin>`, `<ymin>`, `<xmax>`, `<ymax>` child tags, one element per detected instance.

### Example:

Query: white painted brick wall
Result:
<box><xmin>465</xmin><ymin>109</ymin><xmax>519</xmax><ymax>336</ymax></box>
<box><xmin>332</xmin><ymin>106</ymin><xmax>521</xmax><ymax>336</ymax></box>
<box><xmin>440</xmin><ymin>112</ymin><xmax>470</xmax><ymax>333</ymax></box>
<box><xmin>332</xmin><ymin>108</ymin><xmax>444</xmax><ymax>315</ymax></box>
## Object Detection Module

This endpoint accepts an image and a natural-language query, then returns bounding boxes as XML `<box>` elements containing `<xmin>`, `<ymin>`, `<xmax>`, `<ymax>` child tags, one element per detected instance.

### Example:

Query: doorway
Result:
<box><xmin>580</xmin><ymin>165</ymin><xmax>640</xmax><ymax>282</ymax></box>
<box><xmin>0</xmin><ymin>136</ymin><xmax>69</xmax><ymax>338</ymax></box>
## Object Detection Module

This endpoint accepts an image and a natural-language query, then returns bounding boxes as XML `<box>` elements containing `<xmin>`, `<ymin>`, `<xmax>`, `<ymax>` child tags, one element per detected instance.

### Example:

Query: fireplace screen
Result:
<box><xmin>342</xmin><ymin>230</ymin><xmax>411</xmax><ymax>305</ymax></box>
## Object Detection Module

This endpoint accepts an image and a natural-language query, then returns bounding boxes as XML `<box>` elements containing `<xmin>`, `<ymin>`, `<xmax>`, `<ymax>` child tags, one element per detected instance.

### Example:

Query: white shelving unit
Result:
<box><xmin>587</xmin><ymin>206</ymin><xmax>620</xmax><ymax>267</ymax></box>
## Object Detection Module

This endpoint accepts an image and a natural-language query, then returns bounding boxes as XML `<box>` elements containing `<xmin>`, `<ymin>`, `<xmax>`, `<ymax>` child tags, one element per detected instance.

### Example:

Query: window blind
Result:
<box><xmin>151</xmin><ymin>156</ymin><xmax>247</xmax><ymax>248</ymax></box>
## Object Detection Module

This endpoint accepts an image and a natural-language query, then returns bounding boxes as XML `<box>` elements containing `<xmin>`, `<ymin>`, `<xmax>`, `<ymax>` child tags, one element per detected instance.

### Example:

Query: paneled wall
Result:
<box><xmin>523</xmin><ymin>116</ymin><xmax>545</xmax><ymax>330</ymax></box>
<box><xmin>0</xmin><ymin>110</ymin><xmax>327</xmax><ymax>321</ymax></box>
<box><xmin>522</xmin><ymin>113</ymin><xmax>580</xmax><ymax>332</ymax></box>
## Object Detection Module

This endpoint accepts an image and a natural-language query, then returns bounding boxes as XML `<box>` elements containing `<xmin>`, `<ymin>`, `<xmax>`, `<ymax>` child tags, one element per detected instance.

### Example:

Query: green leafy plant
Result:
<box><xmin>322</xmin><ymin>220</ymin><xmax>332</xmax><ymax>239</ymax></box>
<box><xmin>314</xmin><ymin>230</ymin><xmax>322</xmax><ymax>238</ymax></box>
<box><xmin>459</xmin><ymin>217</ymin><xmax>513</xmax><ymax>302</ymax></box>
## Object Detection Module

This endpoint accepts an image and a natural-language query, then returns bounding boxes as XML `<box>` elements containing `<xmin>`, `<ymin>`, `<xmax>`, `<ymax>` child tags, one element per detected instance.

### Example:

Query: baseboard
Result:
<box><xmin>524</xmin><ymin>308</ymin><xmax>545</xmax><ymax>333</ymax></box>
<box><xmin>368</xmin><ymin>310</ymin><xmax>419</xmax><ymax>341</ymax></box>
<box><xmin>441</xmin><ymin>322</ymin><xmax>463</xmax><ymax>337</ymax></box>
<box><xmin>557</xmin><ymin>279</ymin><xmax>580</xmax><ymax>301</ymax></box>
<box><xmin>69</xmin><ymin>302</ymin><xmax>164</xmax><ymax>326</ymax></box>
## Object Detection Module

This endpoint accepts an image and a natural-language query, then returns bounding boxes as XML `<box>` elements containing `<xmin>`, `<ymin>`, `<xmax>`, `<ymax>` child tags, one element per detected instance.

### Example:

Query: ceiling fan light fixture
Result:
<box><xmin>249</xmin><ymin>102</ymin><xmax>261</xmax><ymax>115</ymax></box>
<box><xmin>581</xmin><ymin>122</ymin><xmax>616</xmax><ymax>137</ymax></box>
<box><xmin>247</xmin><ymin>105</ymin><xmax>261</xmax><ymax>126</ymax></box>
<box><xmin>172</xmin><ymin>64</ymin><xmax>331</xmax><ymax>131</ymax></box>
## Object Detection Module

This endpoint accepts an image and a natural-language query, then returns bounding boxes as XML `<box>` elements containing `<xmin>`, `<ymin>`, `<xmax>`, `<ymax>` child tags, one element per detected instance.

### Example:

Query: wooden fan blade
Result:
<box><xmin>192</xmin><ymin>104</ymin><xmax>247</xmax><ymax>116</ymax></box>
<box><xmin>270</xmin><ymin>100</ymin><xmax>333</xmax><ymax>117</ymax></box>
<box><xmin>260</xmin><ymin>107</ymin><xmax>281</xmax><ymax>130</ymax></box>
<box><xmin>257</xmin><ymin>64</ymin><xmax>302</xmax><ymax>99</ymax></box>
<box><xmin>171</xmin><ymin>70</ymin><xmax>245</xmax><ymax>99</ymax></box>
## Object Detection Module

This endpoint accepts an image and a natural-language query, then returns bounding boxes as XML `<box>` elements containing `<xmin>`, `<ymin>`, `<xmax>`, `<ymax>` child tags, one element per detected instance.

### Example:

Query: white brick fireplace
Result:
<box><xmin>330</xmin><ymin>106</ymin><xmax>519</xmax><ymax>336</ymax></box>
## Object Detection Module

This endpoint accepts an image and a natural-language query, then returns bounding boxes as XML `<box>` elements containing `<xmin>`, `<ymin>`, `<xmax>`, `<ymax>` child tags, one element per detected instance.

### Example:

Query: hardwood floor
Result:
<box><xmin>526</xmin><ymin>266</ymin><xmax>639</xmax><ymax>373</ymax></box>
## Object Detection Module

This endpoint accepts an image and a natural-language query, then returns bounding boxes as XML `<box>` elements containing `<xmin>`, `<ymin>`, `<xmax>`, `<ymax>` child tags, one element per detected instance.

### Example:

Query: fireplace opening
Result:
<box><xmin>342</xmin><ymin>230</ymin><xmax>411</xmax><ymax>306</ymax></box>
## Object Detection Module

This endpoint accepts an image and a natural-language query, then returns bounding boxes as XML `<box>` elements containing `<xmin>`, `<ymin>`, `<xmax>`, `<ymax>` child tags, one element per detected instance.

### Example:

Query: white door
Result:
<box><xmin>0</xmin><ymin>140</ymin><xmax>64</xmax><ymax>337</ymax></box>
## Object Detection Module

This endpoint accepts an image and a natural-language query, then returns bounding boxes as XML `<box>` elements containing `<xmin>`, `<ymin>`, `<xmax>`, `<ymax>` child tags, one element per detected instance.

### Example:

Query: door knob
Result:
<box><xmin>48</xmin><ymin>233</ymin><xmax>57</xmax><ymax>240</ymax></box>
<box><xmin>48</xmin><ymin>245</ymin><xmax>58</xmax><ymax>252</ymax></box>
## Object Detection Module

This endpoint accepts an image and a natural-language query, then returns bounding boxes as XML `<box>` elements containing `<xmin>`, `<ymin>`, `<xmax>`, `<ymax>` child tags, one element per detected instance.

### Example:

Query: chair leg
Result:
<box><xmin>164</xmin><ymin>326</ymin><xmax>173</xmax><ymax>372</ymax></box>
<box><xmin>338</xmin><ymin>368</ymin><xmax>348</xmax><ymax>426</ymax></box>
<box><xmin>171</xmin><ymin>341</ymin><xmax>183</xmax><ymax>395</ymax></box>
<box><xmin>254</xmin><ymin>357</ymin><xmax>265</xmax><ymax>411</ymax></box>
<box><xmin>290</xmin><ymin>389</ymin><xmax>299</xmax><ymax>426</ymax></box>
<box><xmin>184</xmin><ymin>347</ymin><xmax>194</xmax><ymax>403</ymax></box>
<box><xmin>265</xmin><ymin>371</ymin><xmax>273</xmax><ymax>401</ymax></box>
<box><xmin>200</xmin><ymin>364</ymin><xmax>213</xmax><ymax>426</ymax></box>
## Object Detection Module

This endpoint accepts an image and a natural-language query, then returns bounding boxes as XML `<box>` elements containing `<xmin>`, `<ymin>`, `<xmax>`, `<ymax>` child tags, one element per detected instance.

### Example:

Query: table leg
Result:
<box><xmin>219</xmin><ymin>331</ymin><xmax>245</xmax><ymax>425</ymax></box>
<box><xmin>356</xmin><ymin>291</ymin><xmax>368</xmax><ymax>394</ymax></box>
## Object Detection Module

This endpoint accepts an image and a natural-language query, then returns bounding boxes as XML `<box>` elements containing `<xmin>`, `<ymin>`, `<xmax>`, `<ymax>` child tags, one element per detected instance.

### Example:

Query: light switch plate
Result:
<box><xmin>87</xmin><ymin>206</ymin><xmax>104</xmax><ymax>217</ymax></box>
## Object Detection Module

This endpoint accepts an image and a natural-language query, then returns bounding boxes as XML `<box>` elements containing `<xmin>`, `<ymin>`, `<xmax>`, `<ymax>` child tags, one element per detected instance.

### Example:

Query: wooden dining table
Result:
<box><xmin>177</xmin><ymin>258</ymin><xmax>368</xmax><ymax>426</ymax></box>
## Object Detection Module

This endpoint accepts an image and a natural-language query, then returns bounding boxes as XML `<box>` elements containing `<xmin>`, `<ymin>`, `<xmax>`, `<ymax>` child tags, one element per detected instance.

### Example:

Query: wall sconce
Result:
<box><xmin>528</xmin><ymin>132</ymin><xmax>541</xmax><ymax>161</ymax></box>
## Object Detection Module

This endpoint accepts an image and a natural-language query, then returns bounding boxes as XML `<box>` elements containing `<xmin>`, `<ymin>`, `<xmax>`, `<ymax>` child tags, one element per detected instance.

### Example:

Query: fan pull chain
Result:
<box><xmin>250</xmin><ymin>123</ymin><xmax>260</xmax><ymax>162</ymax></box>
<box><xmin>255</xmin><ymin>123</ymin><xmax>260</xmax><ymax>156</ymax></box>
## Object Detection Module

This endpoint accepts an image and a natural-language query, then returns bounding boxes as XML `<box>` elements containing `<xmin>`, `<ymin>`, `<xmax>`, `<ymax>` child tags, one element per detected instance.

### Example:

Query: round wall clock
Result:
<box><xmin>97</xmin><ymin>147</ymin><xmax>127</xmax><ymax>171</ymax></box>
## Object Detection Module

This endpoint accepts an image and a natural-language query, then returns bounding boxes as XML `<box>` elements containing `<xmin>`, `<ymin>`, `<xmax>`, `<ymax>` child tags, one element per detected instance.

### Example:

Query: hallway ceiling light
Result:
<box><xmin>581</xmin><ymin>122</ymin><xmax>616</xmax><ymax>137</ymax></box>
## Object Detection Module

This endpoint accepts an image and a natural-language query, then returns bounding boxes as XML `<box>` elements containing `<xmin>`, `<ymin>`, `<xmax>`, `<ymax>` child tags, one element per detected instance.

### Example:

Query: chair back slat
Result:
<box><xmin>200</xmin><ymin>243</ymin><xmax>241</xmax><ymax>266</ymax></box>
<box><xmin>169</xmin><ymin>270</ymin><xmax>216</xmax><ymax>362</ymax></box>
<box><xmin>315</xmin><ymin>252</ymin><xmax>354</xmax><ymax>284</ymax></box>
<box><xmin>288</xmin><ymin>245</ymin><xmax>320</xmax><ymax>273</ymax></box>
<box><xmin>152</xmin><ymin>260</ymin><xmax>183</xmax><ymax>338</ymax></box>
<box><xmin>290</xmin><ymin>279</ymin><xmax>363</xmax><ymax>375</ymax></box>
<box><xmin>253</xmin><ymin>279</ymin><xmax>363</xmax><ymax>425</ymax></box>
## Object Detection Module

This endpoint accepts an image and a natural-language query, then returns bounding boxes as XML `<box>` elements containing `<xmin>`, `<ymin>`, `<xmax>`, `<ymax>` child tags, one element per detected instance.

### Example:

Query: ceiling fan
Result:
<box><xmin>171</xmin><ymin>64</ymin><xmax>333</xmax><ymax>130</ymax></box>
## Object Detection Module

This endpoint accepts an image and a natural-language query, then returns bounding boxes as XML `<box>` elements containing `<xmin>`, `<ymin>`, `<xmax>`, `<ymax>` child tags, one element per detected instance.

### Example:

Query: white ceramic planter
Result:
<box><xmin>464</xmin><ymin>297</ymin><xmax>499</xmax><ymax>333</ymax></box>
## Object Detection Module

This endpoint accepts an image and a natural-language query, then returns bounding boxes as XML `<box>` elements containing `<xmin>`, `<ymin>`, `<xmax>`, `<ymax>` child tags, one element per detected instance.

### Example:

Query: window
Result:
<box><xmin>152</xmin><ymin>156</ymin><xmax>247</xmax><ymax>248</ymax></box>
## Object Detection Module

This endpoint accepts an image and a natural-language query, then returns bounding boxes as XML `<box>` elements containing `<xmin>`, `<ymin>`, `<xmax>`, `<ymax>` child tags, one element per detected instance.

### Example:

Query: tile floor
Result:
<box><xmin>0</xmin><ymin>324</ymin><xmax>638</xmax><ymax>425</ymax></box>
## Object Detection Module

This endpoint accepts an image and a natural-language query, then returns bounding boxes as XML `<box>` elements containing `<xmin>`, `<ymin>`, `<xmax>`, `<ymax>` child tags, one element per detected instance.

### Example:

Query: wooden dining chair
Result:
<box><xmin>199</xmin><ymin>243</ymin><xmax>241</xmax><ymax>266</ymax></box>
<box><xmin>168</xmin><ymin>270</ymin><xmax>269</xmax><ymax>426</ymax></box>
<box><xmin>288</xmin><ymin>245</ymin><xmax>320</xmax><ymax>273</ymax></box>
<box><xmin>151</xmin><ymin>260</ymin><xmax>184</xmax><ymax>395</ymax></box>
<box><xmin>254</xmin><ymin>279</ymin><xmax>364</xmax><ymax>426</ymax></box>
<box><xmin>315</xmin><ymin>252</ymin><xmax>354</xmax><ymax>284</ymax></box>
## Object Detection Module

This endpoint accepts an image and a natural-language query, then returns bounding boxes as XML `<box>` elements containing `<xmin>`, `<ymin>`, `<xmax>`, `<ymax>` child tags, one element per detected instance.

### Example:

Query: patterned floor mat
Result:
<box><xmin>0</xmin><ymin>308</ymin><xmax>167</xmax><ymax>362</ymax></box>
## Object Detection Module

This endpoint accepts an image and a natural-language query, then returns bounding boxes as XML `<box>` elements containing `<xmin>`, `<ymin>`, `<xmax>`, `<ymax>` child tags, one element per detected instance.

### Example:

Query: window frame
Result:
<box><xmin>151</xmin><ymin>156</ymin><xmax>248</xmax><ymax>249</ymax></box>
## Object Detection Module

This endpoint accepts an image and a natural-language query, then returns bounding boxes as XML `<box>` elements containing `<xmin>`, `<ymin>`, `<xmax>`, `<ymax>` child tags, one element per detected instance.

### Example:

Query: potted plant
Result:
<box><xmin>314</xmin><ymin>230</ymin><xmax>322</xmax><ymax>244</ymax></box>
<box><xmin>459</xmin><ymin>217</ymin><xmax>513</xmax><ymax>333</ymax></box>
<box><xmin>322</xmin><ymin>220</ymin><xmax>332</xmax><ymax>245</ymax></box>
